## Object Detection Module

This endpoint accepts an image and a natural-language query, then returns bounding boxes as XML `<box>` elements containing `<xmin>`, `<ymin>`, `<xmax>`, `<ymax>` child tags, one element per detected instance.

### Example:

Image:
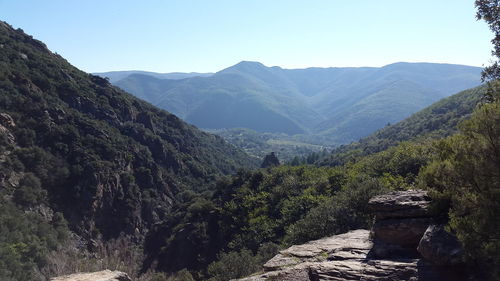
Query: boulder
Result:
<box><xmin>418</xmin><ymin>224</ymin><xmax>464</xmax><ymax>266</ymax></box>
<box><xmin>372</xmin><ymin>217</ymin><xmax>432</xmax><ymax>245</ymax></box>
<box><xmin>369</xmin><ymin>190</ymin><xmax>432</xmax><ymax>253</ymax></box>
<box><xmin>368</xmin><ymin>190</ymin><xmax>431</xmax><ymax>219</ymax></box>
<box><xmin>50</xmin><ymin>270</ymin><xmax>131</xmax><ymax>281</ymax></box>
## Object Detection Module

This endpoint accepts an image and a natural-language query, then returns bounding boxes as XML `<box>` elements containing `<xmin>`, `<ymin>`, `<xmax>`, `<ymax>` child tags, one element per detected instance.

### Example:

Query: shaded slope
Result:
<box><xmin>320</xmin><ymin>85</ymin><xmax>486</xmax><ymax>166</ymax></box>
<box><xmin>316</xmin><ymin>80</ymin><xmax>446</xmax><ymax>143</ymax></box>
<box><xmin>0</xmin><ymin>21</ymin><xmax>257</xmax><ymax>243</ymax></box>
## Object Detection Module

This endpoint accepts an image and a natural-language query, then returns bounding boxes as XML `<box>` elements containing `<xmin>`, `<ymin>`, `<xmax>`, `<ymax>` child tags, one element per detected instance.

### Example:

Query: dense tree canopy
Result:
<box><xmin>476</xmin><ymin>0</ymin><xmax>500</xmax><ymax>81</ymax></box>
<box><xmin>419</xmin><ymin>82</ymin><xmax>500</xmax><ymax>280</ymax></box>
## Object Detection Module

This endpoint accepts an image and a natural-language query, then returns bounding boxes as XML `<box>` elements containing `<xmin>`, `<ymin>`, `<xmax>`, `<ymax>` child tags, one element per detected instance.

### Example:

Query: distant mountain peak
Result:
<box><xmin>235</xmin><ymin>60</ymin><xmax>266</xmax><ymax>67</ymax></box>
<box><xmin>217</xmin><ymin>61</ymin><xmax>269</xmax><ymax>74</ymax></box>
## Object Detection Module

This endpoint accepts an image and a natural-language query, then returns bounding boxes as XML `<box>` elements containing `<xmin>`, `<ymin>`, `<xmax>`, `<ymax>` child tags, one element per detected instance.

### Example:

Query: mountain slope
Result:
<box><xmin>113</xmin><ymin>61</ymin><xmax>481</xmax><ymax>143</ymax></box>
<box><xmin>0</xmin><ymin>20</ymin><xmax>257</xmax><ymax>246</ymax></box>
<box><xmin>130</xmin><ymin>62</ymin><xmax>323</xmax><ymax>134</ymax></box>
<box><xmin>315</xmin><ymin>80</ymin><xmax>446</xmax><ymax>142</ymax></box>
<box><xmin>94</xmin><ymin>70</ymin><xmax>212</xmax><ymax>83</ymax></box>
<box><xmin>320</xmin><ymin>85</ymin><xmax>486</xmax><ymax>166</ymax></box>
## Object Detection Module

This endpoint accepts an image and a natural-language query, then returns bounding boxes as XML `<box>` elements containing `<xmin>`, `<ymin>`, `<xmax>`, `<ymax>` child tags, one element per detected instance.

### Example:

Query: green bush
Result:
<box><xmin>284</xmin><ymin>176</ymin><xmax>386</xmax><ymax>245</ymax></box>
<box><xmin>207</xmin><ymin>249</ymin><xmax>259</xmax><ymax>281</ymax></box>
<box><xmin>419</xmin><ymin>92</ymin><xmax>500</xmax><ymax>280</ymax></box>
<box><xmin>13</xmin><ymin>173</ymin><xmax>46</xmax><ymax>206</ymax></box>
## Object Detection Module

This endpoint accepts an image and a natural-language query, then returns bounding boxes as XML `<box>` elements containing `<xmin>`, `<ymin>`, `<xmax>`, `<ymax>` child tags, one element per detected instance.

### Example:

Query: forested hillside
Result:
<box><xmin>112</xmin><ymin>61</ymin><xmax>481</xmax><ymax>145</ymax></box>
<box><xmin>0</xmin><ymin>21</ymin><xmax>257</xmax><ymax>280</ymax></box>
<box><xmin>321</xmin><ymin>85</ymin><xmax>486</xmax><ymax>166</ymax></box>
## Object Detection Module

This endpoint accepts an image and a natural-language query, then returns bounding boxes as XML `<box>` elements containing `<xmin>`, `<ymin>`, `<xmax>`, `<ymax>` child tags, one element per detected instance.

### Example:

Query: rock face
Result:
<box><xmin>235</xmin><ymin>190</ymin><xmax>466</xmax><ymax>281</ymax></box>
<box><xmin>50</xmin><ymin>270</ymin><xmax>131</xmax><ymax>281</ymax></box>
<box><xmin>372</xmin><ymin>217</ymin><xmax>431</xmax><ymax>246</ymax></box>
<box><xmin>368</xmin><ymin>189</ymin><xmax>431</xmax><ymax>220</ymax></box>
<box><xmin>0</xmin><ymin>113</ymin><xmax>16</xmax><ymax>128</ymax></box>
<box><xmin>369</xmin><ymin>190</ymin><xmax>433</xmax><ymax>258</ymax></box>
<box><xmin>417</xmin><ymin>224</ymin><xmax>464</xmax><ymax>266</ymax></box>
<box><xmin>263</xmin><ymin>229</ymin><xmax>372</xmax><ymax>272</ymax></box>
<box><xmin>0</xmin><ymin>113</ymin><xmax>16</xmax><ymax>147</ymax></box>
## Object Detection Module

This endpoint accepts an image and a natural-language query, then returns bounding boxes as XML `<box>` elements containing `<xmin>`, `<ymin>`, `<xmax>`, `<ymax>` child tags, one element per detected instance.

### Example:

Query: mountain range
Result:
<box><xmin>100</xmin><ymin>61</ymin><xmax>482</xmax><ymax>145</ymax></box>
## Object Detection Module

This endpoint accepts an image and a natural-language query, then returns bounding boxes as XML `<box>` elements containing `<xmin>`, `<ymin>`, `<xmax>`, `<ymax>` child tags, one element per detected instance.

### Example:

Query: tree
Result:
<box><xmin>260</xmin><ymin>152</ymin><xmax>280</xmax><ymax>168</ymax></box>
<box><xmin>475</xmin><ymin>0</ymin><xmax>500</xmax><ymax>82</ymax></box>
<box><xmin>419</xmin><ymin>97</ymin><xmax>500</xmax><ymax>280</ymax></box>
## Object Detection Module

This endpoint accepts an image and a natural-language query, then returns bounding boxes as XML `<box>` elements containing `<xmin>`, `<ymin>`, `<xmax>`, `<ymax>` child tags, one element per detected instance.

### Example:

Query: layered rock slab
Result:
<box><xmin>263</xmin><ymin>229</ymin><xmax>372</xmax><ymax>271</ymax></box>
<box><xmin>368</xmin><ymin>190</ymin><xmax>432</xmax><ymax>254</ymax></box>
<box><xmin>50</xmin><ymin>270</ymin><xmax>131</xmax><ymax>281</ymax></box>
<box><xmin>237</xmin><ymin>229</ymin><xmax>466</xmax><ymax>281</ymax></box>
<box><xmin>368</xmin><ymin>189</ymin><xmax>431</xmax><ymax>220</ymax></box>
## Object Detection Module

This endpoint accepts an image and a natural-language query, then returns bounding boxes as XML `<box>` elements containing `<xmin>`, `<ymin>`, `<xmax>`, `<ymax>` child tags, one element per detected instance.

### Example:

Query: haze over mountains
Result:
<box><xmin>99</xmin><ymin>61</ymin><xmax>482</xmax><ymax>145</ymax></box>
<box><xmin>94</xmin><ymin>70</ymin><xmax>212</xmax><ymax>83</ymax></box>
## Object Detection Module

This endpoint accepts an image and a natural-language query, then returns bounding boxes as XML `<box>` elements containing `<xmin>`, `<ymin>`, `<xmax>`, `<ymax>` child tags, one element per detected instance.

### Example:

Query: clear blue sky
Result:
<box><xmin>0</xmin><ymin>0</ymin><xmax>494</xmax><ymax>73</ymax></box>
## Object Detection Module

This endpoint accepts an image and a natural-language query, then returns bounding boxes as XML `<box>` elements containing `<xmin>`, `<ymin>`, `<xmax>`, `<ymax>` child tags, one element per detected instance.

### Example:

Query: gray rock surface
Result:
<box><xmin>368</xmin><ymin>190</ymin><xmax>431</xmax><ymax>219</ymax></box>
<box><xmin>263</xmin><ymin>229</ymin><xmax>372</xmax><ymax>271</ymax></box>
<box><xmin>370</xmin><ymin>190</ymin><xmax>432</xmax><ymax>251</ymax></box>
<box><xmin>236</xmin><ymin>230</ymin><xmax>466</xmax><ymax>281</ymax></box>
<box><xmin>372</xmin><ymin>217</ymin><xmax>432</xmax><ymax>245</ymax></box>
<box><xmin>0</xmin><ymin>113</ymin><xmax>16</xmax><ymax>128</ymax></box>
<box><xmin>418</xmin><ymin>224</ymin><xmax>464</xmax><ymax>266</ymax></box>
<box><xmin>50</xmin><ymin>270</ymin><xmax>131</xmax><ymax>281</ymax></box>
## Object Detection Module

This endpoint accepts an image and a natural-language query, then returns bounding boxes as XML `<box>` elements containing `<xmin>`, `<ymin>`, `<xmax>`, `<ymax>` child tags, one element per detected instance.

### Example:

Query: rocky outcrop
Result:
<box><xmin>0</xmin><ymin>113</ymin><xmax>16</xmax><ymax>128</ymax></box>
<box><xmin>367</xmin><ymin>190</ymin><xmax>433</xmax><ymax>260</ymax></box>
<box><xmin>237</xmin><ymin>229</ymin><xmax>465</xmax><ymax>281</ymax></box>
<box><xmin>50</xmin><ymin>270</ymin><xmax>131</xmax><ymax>281</ymax></box>
<box><xmin>368</xmin><ymin>189</ymin><xmax>431</xmax><ymax>220</ymax></box>
<box><xmin>235</xmin><ymin>190</ymin><xmax>466</xmax><ymax>281</ymax></box>
<box><xmin>417</xmin><ymin>224</ymin><xmax>464</xmax><ymax>266</ymax></box>
<box><xmin>262</xmin><ymin>230</ymin><xmax>372</xmax><ymax>272</ymax></box>
<box><xmin>368</xmin><ymin>190</ymin><xmax>433</xmax><ymax>258</ymax></box>
<box><xmin>0</xmin><ymin>113</ymin><xmax>16</xmax><ymax>147</ymax></box>
<box><xmin>372</xmin><ymin>217</ymin><xmax>431</xmax><ymax>246</ymax></box>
